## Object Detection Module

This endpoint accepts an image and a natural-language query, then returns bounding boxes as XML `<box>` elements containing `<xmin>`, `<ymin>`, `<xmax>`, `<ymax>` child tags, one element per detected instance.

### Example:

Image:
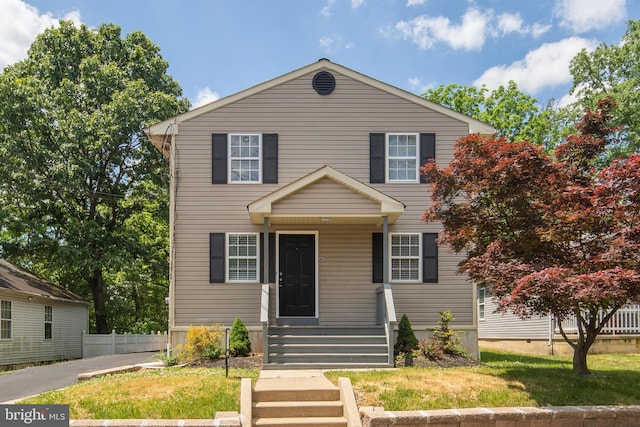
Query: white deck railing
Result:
<box><xmin>82</xmin><ymin>330</ymin><xmax>167</xmax><ymax>358</ymax></box>
<box><xmin>377</xmin><ymin>283</ymin><xmax>397</xmax><ymax>365</ymax></box>
<box><xmin>558</xmin><ymin>304</ymin><xmax>640</xmax><ymax>335</ymax></box>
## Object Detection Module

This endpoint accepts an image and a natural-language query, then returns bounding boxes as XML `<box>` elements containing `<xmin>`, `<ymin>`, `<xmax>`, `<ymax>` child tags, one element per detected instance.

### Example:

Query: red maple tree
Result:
<box><xmin>423</xmin><ymin>98</ymin><xmax>640</xmax><ymax>374</ymax></box>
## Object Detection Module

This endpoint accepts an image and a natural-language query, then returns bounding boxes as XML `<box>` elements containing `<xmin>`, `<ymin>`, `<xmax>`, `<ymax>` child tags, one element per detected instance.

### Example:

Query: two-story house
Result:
<box><xmin>145</xmin><ymin>59</ymin><xmax>495</xmax><ymax>368</ymax></box>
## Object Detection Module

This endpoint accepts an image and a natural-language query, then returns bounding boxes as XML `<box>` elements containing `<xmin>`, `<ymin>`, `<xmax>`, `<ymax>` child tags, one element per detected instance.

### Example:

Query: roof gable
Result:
<box><xmin>146</xmin><ymin>59</ymin><xmax>496</xmax><ymax>154</ymax></box>
<box><xmin>248</xmin><ymin>165</ymin><xmax>405</xmax><ymax>225</ymax></box>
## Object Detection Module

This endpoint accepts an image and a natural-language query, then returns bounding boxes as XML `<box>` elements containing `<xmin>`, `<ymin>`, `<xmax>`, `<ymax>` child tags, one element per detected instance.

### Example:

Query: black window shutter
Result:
<box><xmin>262</xmin><ymin>134</ymin><xmax>278</xmax><ymax>184</ymax></box>
<box><xmin>370</xmin><ymin>133</ymin><xmax>385</xmax><ymax>184</ymax></box>
<box><xmin>259</xmin><ymin>232</ymin><xmax>276</xmax><ymax>283</ymax></box>
<box><xmin>372</xmin><ymin>233</ymin><xmax>384</xmax><ymax>283</ymax></box>
<box><xmin>423</xmin><ymin>232</ymin><xmax>438</xmax><ymax>283</ymax></box>
<box><xmin>420</xmin><ymin>133</ymin><xmax>436</xmax><ymax>184</ymax></box>
<box><xmin>210</xmin><ymin>233</ymin><xmax>225</xmax><ymax>283</ymax></box>
<box><xmin>212</xmin><ymin>133</ymin><xmax>228</xmax><ymax>184</ymax></box>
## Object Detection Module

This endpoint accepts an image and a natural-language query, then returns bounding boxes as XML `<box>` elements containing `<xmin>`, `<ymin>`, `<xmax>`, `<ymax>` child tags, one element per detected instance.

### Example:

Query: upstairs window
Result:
<box><xmin>45</xmin><ymin>305</ymin><xmax>53</xmax><ymax>340</ymax></box>
<box><xmin>1</xmin><ymin>300</ymin><xmax>11</xmax><ymax>340</ymax></box>
<box><xmin>387</xmin><ymin>133</ymin><xmax>418</xmax><ymax>182</ymax></box>
<box><xmin>227</xmin><ymin>233</ymin><xmax>259</xmax><ymax>282</ymax></box>
<box><xmin>229</xmin><ymin>134</ymin><xmax>261</xmax><ymax>183</ymax></box>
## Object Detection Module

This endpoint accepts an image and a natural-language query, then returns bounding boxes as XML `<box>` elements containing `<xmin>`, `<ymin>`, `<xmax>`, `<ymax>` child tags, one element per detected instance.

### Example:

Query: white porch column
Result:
<box><xmin>263</xmin><ymin>217</ymin><xmax>269</xmax><ymax>284</ymax></box>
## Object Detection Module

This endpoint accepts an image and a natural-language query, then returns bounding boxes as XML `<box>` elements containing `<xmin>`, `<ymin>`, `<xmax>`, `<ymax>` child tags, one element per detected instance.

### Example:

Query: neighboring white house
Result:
<box><xmin>0</xmin><ymin>259</ymin><xmax>89</xmax><ymax>366</ymax></box>
<box><xmin>478</xmin><ymin>287</ymin><xmax>640</xmax><ymax>355</ymax></box>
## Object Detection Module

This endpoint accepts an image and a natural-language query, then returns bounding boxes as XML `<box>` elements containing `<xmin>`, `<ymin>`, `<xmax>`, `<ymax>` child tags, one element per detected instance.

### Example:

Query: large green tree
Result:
<box><xmin>570</xmin><ymin>19</ymin><xmax>640</xmax><ymax>160</ymax></box>
<box><xmin>422</xmin><ymin>81</ymin><xmax>570</xmax><ymax>151</ymax></box>
<box><xmin>0</xmin><ymin>22</ymin><xmax>189</xmax><ymax>333</ymax></box>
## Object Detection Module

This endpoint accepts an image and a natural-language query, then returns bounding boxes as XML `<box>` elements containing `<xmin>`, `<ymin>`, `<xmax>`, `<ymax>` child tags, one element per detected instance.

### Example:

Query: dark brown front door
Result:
<box><xmin>279</xmin><ymin>234</ymin><xmax>315</xmax><ymax>317</ymax></box>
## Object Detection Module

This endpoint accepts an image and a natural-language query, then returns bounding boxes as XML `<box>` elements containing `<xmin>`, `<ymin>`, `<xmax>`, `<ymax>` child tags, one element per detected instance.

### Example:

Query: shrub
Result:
<box><xmin>413</xmin><ymin>311</ymin><xmax>471</xmax><ymax>361</ymax></box>
<box><xmin>394</xmin><ymin>314</ymin><xmax>419</xmax><ymax>356</ymax></box>
<box><xmin>229</xmin><ymin>317</ymin><xmax>252</xmax><ymax>357</ymax></box>
<box><xmin>154</xmin><ymin>350</ymin><xmax>180</xmax><ymax>367</ymax></box>
<box><xmin>180</xmin><ymin>324</ymin><xmax>224</xmax><ymax>362</ymax></box>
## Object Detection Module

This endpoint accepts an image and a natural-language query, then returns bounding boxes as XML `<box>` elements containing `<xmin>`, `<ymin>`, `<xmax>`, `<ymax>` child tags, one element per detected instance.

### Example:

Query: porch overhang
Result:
<box><xmin>247</xmin><ymin>165</ymin><xmax>405</xmax><ymax>226</ymax></box>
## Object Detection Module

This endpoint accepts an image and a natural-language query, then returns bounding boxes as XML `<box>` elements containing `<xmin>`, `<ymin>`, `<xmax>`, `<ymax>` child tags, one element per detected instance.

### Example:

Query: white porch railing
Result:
<box><xmin>260</xmin><ymin>283</ymin><xmax>270</xmax><ymax>364</ymax></box>
<box><xmin>557</xmin><ymin>304</ymin><xmax>640</xmax><ymax>335</ymax></box>
<box><xmin>82</xmin><ymin>330</ymin><xmax>168</xmax><ymax>358</ymax></box>
<box><xmin>376</xmin><ymin>283</ymin><xmax>397</xmax><ymax>365</ymax></box>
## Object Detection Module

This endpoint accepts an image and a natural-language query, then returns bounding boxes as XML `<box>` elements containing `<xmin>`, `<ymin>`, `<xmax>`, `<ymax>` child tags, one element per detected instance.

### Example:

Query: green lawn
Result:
<box><xmin>19</xmin><ymin>351</ymin><xmax>640</xmax><ymax>418</ymax></box>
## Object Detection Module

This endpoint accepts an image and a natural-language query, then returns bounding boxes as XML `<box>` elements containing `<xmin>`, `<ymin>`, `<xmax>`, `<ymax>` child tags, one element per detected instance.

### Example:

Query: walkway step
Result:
<box><xmin>253</xmin><ymin>416</ymin><xmax>347</xmax><ymax>427</ymax></box>
<box><xmin>253</xmin><ymin>400</ymin><xmax>343</xmax><ymax>418</ymax></box>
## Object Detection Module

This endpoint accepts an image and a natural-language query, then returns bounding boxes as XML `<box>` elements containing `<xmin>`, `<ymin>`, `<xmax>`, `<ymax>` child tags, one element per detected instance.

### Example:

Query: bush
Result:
<box><xmin>229</xmin><ymin>317</ymin><xmax>252</xmax><ymax>357</ymax></box>
<box><xmin>180</xmin><ymin>324</ymin><xmax>224</xmax><ymax>362</ymax></box>
<box><xmin>417</xmin><ymin>310</ymin><xmax>470</xmax><ymax>359</ymax></box>
<box><xmin>394</xmin><ymin>314</ymin><xmax>419</xmax><ymax>356</ymax></box>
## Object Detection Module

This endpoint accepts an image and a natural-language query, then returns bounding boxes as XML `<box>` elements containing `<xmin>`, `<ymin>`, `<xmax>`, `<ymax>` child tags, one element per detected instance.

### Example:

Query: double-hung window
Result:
<box><xmin>390</xmin><ymin>233</ymin><xmax>421</xmax><ymax>281</ymax></box>
<box><xmin>227</xmin><ymin>233</ymin><xmax>259</xmax><ymax>282</ymax></box>
<box><xmin>478</xmin><ymin>288</ymin><xmax>486</xmax><ymax>321</ymax></box>
<box><xmin>1</xmin><ymin>300</ymin><xmax>11</xmax><ymax>340</ymax></box>
<box><xmin>229</xmin><ymin>134</ymin><xmax>261</xmax><ymax>183</ymax></box>
<box><xmin>387</xmin><ymin>133</ymin><xmax>419</xmax><ymax>182</ymax></box>
<box><xmin>44</xmin><ymin>305</ymin><xmax>53</xmax><ymax>340</ymax></box>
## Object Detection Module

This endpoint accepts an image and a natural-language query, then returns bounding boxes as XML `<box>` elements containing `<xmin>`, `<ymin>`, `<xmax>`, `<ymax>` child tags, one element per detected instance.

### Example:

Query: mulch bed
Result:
<box><xmin>185</xmin><ymin>353</ymin><xmax>479</xmax><ymax>370</ymax></box>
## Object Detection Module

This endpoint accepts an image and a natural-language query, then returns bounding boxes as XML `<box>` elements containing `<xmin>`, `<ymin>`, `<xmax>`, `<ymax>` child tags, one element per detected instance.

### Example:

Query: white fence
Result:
<box><xmin>82</xmin><ymin>330</ymin><xmax>168</xmax><ymax>358</ymax></box>
<box><xmin>558</xmin><ymin>304</ymin><xmax>640</xmax><ymax>335</ymax></box>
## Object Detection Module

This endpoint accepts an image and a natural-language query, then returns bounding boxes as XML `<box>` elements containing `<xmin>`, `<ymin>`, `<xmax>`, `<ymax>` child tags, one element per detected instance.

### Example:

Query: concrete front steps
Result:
<box><xmin>264</xmin><ymin>326</ymin><xmax>392</xmax><ymax>369</ymax></box>
<box><xmin>241</xmin><ymin>373</ymin><xmax>361</xmax><ymax>427</ymax></box>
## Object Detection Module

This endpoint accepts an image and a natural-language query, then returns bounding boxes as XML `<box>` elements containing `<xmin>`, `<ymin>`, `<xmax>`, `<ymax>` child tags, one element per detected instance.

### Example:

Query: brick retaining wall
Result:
<box><xmin>361</xmin><ymin>405</ymin><xmax>640</xmax><ymax>426</ymax></box>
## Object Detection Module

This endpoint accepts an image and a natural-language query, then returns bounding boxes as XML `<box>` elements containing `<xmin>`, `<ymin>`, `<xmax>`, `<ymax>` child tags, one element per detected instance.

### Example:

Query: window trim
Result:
<box><xmin>44</xmin><ymin>305</ymin><xmax>53</xmax><ymax>340</ymax></box>
<box><xmin>1</xmin><ymin>300</ymin><xmax>12</xmax><ymax>340</ymax></box>
<box><xmin>386</xmin><ymin>133</ymin><xmax>420</xmax><ymax>183</ymax></box>
<box><xmin>478</xmin><ymin>287</ymin><xmax>486</xmax><ymax>321</ymax></box>
<box><xmin>389</xmin><ymin>232</ymin><xmax>422</xmax><ymax>283</ymax></box>
<box><xmin>226</xmin><ymin>232</ymin><xmax>260</xmax><ymax>283</ymax></box>
<box><xmin>228</xmin><ymin>134</ymin><xmax>262</xmax><ymax>184</ymax></box>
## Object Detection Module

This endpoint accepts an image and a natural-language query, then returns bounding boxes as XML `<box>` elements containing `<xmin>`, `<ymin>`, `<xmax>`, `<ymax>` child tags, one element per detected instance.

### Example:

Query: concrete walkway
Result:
<box><xmin>0</xmin><ymin>352</ymin><xmax>157</xmax><ymax>403</ymax></box>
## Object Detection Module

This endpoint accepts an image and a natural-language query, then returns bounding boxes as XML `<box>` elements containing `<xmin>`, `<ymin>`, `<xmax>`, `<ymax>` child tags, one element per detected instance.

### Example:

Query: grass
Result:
<box><xmin>19</xmin><ymin>368</ymin><xmax>259</xmax><ymax>419</ymax></box>
<box><xmin>325</xmin><ymin>351</ymin><xmax>640</xmax><ymax>410</ymax></box>
<box><xmin>17</xmin><ymin>351</ymin><xmax>640</xmax><ymax>418</ymax></box>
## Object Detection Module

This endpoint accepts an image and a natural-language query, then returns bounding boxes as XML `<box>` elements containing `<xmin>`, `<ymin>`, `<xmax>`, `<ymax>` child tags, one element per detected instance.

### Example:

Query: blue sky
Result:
<box><xmin>1</xmin><ymin>0</ymin><xmax>638</xmax><ymax>109</ymax></box>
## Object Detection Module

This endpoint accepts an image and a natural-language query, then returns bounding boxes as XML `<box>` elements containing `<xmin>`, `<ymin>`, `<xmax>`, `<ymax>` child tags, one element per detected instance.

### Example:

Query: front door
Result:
<box><xmin>279</xmin><ymin>234</ymin><xmax>315</xmax><ymax>317</ymax></box>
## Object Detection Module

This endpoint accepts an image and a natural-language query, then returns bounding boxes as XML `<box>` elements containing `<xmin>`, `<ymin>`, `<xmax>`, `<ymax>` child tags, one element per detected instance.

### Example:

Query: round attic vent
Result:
<box><xmin>312</xmin><ymin>71</ymin><xmax>336</xmax><ymax>95</ymax></box>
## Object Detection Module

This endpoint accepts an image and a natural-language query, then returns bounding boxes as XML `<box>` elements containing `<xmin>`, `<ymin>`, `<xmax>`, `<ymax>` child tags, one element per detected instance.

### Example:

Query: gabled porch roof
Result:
<box><xmin>247</xmin><ymin>166</ymin><xmax>405</xmax><ymax>225</ymax></box>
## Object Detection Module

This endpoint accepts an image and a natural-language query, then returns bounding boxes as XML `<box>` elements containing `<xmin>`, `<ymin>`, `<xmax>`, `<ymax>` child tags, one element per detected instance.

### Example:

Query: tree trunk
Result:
<box><xmin>89</xmin><ymin>268</ymin><xmax>109</xmax><ymax>334</ymax></box>
<box><xmin>572</xmin><ymin>344</ymin><xmax>591</xmax><ymax>375</ymax></box>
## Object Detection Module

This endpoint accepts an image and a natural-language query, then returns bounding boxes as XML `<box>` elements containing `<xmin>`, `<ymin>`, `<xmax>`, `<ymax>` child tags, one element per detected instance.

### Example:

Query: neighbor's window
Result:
<box><xmin>44</xmin><ymin>305</ymin><xmax>53</xmax><ymax>340</ymax></box>
<box><xmin>478</xmin><ymin>288</ymin><xmax>485</xmax><ymax>321</ymax></box>
<box><xmin>387</xmin><ymin>133</ymin><xmax>418</xmax><ymax>182</ymax></box>
<box><xmin>227</xmin><ymin>233</ymin><xmax>259</xmax><ymax>282</ymax></box>
<box><xmin>229</xmin><ymin>134</ymin><xmax>261</xmax><ymax>183</ymax></box>
<box><xmin>1</xmin><ymin>300</ymin><xmax>11</xmax><ymax>340</ymax></box>
<box><xmin>391</xmin><ymin>233</ymin><xmax>421</xmax><ymax>281</ymax></box>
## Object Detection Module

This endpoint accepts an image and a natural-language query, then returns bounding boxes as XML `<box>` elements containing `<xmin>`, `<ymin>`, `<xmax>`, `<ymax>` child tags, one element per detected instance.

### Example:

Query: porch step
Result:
<box><xmin>265</xmin><ymin>326</ymin><xmax>392</xmax><ymax>368</ymax></box>
<box><xmin>251</xmin><ymin>377</ymin><xmax>347</xmax><ymax>427</ymax></box>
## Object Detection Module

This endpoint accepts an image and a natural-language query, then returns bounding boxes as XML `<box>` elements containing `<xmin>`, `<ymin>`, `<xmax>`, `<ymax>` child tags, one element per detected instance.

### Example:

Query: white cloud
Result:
<box><xmin>395</xmin><ymin>7</ymin><xmax>490</xmax><ymax>51</ymax></box>
<box><xmin>192</xmin><ymin>87</ymin><xmax>220</xmax><ymax>109</ymax></box>
<box><xmin>495</xmin><ymin>13</ymin><xmax>550</xmax><ymax>38</ymax></box>
<box><xmin>321</xmin><ymin>0</ymin><xmax>335</xmax><ymax>17</ymax></box>
<box><xmin>407</xmin><ymin>0</ymin><xmax>427</xmax><ymax>6</ymax></box>
<box><xmin>319</xmin><ymin>36</ymin><xmax>335</xmax><ymax>51</ymax></box>
<box><xmin>555</xmin><ymin>0</ymin><xmax>626</xmax><ymax>33</ymax></box>
<box><xmin>473</xmin><ymin>36</ymin><xmax>597</xmax><ymax>94</ymax></box>
<box><xmin>0</xmin><ymin>0</ymin><xmax>80</xmax><ymax>70</ymax></box>
<box><xmin>408</xmin><ymin>77</ymin><xmax>433</xmax><ymax>94</ymax></box>
<box><xmin>352</xmin><ymin>0</ymin><xmax>364</xmax><ymax>9</ymax></box>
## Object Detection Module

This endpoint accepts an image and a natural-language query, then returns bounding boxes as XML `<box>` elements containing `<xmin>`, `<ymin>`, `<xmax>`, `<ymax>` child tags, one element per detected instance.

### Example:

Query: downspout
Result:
<box><xmin>168</xmin><ymin>125</ymin><xmax>178</xmax><ymax>351</ymax></box>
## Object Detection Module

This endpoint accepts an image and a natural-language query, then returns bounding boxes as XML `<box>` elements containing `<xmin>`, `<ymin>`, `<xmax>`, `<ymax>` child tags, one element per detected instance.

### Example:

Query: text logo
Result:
<box><xmin>1</xmin><ymin>405</ymin><xmax>69</xmax><ymax>427</ymax></box>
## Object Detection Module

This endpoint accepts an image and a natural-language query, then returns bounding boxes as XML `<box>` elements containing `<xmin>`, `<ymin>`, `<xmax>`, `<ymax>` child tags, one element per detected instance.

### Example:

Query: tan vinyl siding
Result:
<box><xmin>272</xmin><ymin>178</ymin><xmax>381</xmax><ymax>215</ymax></box>
<box><xmin>171</xmin><ymin>68</ymin><xmax>474</xmax><ymax>330</ymax></box>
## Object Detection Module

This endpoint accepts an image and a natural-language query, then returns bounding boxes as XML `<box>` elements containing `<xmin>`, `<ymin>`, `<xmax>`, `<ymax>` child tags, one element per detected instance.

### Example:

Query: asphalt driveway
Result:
<box><xmin>0</xmin><ymin>352</ymin><xmax>157</xmax><ymax>403</ymax></box>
